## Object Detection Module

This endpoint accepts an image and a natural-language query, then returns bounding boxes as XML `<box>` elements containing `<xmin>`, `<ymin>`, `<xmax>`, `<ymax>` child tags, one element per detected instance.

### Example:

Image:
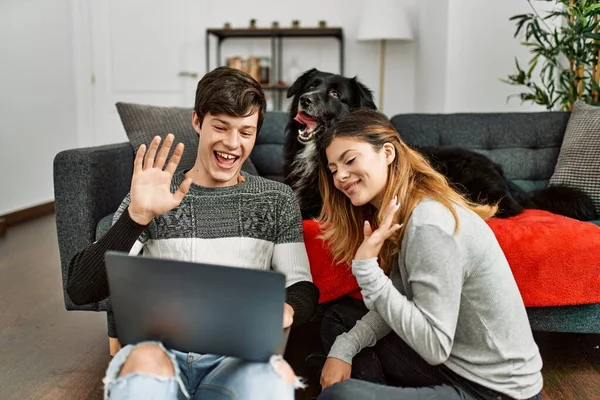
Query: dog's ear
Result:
<box><xmin>351</xmin><ymin>77</ymin><xmax>377</xmax><ymax>110</ymax></box>
<box><xmin>287</xmin><ymin>68</ymin><xmax>318</xmax><ymax>98</ymax></box>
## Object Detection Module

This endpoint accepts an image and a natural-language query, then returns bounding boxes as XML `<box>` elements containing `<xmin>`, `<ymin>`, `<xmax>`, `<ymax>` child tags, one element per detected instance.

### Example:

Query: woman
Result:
<box><xmin>315</xmin><ymin>108</ymin><xmax>543</xmax><ymax>400</ymax></box>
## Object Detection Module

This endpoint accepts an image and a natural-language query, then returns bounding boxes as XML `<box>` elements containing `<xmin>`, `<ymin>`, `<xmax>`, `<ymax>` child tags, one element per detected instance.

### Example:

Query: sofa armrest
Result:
<box><xmin>53</xmin><ymin>142</ymin><xmax>134</xmax><ymax>311</ymax></box>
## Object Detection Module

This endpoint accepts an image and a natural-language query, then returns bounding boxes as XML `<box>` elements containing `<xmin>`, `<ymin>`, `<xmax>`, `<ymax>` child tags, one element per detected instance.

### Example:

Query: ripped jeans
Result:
<box><xmin>103</xmin><ymin>342</ymin><xmax>302</xmax><ymax>400</ymax></box>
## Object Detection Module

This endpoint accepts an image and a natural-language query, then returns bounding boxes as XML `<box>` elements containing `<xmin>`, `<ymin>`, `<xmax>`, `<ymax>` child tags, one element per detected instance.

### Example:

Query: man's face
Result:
<box><xmin>192</xmin><ymin>110</ymin><xmax>258</xmax><ymax>187</ymax></box>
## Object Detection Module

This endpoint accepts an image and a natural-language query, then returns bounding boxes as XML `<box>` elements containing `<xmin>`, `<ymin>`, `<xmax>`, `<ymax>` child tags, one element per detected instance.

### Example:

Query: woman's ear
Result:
<box><xmin>383</xmin><ymin>143</ymin><xmax>396</xmax><ymax>165</ymax></box>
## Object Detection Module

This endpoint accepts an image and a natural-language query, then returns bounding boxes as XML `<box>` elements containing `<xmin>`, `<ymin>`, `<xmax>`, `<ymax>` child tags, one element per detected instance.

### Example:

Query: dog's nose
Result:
<box><xmin>300</xmin><ymin>94</ymin><xmax>313</xmax><ymax>109</ymax></box>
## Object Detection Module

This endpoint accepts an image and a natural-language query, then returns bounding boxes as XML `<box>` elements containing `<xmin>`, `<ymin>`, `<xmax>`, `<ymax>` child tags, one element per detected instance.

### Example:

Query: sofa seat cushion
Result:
<box><xmin>303</xmin><ymin>210</ymin><xmax>600</xmax><ymax>307</ymax></box>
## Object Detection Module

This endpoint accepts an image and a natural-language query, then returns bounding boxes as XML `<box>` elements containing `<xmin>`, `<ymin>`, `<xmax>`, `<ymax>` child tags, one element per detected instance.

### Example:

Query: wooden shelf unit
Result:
<box><xmin>206</xmin><ymin>27</ymin><xmax>344</xmax><ymax>110</ymax></box>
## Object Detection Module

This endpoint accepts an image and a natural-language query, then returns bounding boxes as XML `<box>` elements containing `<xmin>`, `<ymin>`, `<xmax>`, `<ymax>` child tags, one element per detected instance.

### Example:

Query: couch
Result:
<box><xmin>53</xmin><ymin>109</ymin><xmax>600</xmax><ymax>356</ymax></box>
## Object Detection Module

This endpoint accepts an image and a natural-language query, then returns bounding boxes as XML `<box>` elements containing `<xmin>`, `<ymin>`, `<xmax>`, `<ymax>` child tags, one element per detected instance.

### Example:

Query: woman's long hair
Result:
<box><xmin>317</xmin><ymin>108</ymin><xmax>497</xmax><ymax>274</ymax></box>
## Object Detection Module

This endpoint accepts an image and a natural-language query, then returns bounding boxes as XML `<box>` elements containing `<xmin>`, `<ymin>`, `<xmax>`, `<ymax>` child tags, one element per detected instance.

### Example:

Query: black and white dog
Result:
<box><xmin>283</xmin><ymin>68</ymin><xmax>598</xmax><ymax>222</ymax></box>
<box><xmin>283</xmin><ymin>68</ymin><xmax>376</xmax><ymax>219</ymax></box>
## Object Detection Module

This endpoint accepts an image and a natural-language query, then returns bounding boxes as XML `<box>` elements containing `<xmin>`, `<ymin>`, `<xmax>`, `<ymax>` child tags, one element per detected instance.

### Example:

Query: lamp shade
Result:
<box><xmin>357</xmin><ymin>0</ymin><xmax>414</xmax><ymax>41</ymax></box>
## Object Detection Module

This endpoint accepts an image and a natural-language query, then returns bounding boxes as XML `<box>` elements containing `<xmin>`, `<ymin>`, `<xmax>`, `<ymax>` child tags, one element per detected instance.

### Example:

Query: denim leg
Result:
<box><xmin>321</xmin><ymin>299</ymin><xmax>386</xmax><ymax>384</ymax></box>
<box><xmin>194</xmin><ymin>355</ymin><xmax>300</xmax><ymax>400</ymax></box>
<box><xmin>318</xmin><ymin>379</ymin><xmax>472</xmax><ymax>400</ymax></box>
<box><xmin>103</xmin><ymin>342</ymin><xmax>189</xmax><ymax>400</ymax></box>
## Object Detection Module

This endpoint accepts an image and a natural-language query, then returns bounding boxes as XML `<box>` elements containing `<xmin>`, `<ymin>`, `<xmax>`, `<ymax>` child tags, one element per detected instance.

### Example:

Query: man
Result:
<box><xmin>66</xmin><ymin>67</ymin><xmax>319</xmax><ymax>399</ymax></box>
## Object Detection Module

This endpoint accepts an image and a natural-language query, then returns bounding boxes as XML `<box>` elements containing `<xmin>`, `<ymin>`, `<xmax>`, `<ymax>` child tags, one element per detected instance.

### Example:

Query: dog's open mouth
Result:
<box><xmin>294</xmin><ymin>111</ymin><xmax>319</xmax><ymax>143</ymax></box>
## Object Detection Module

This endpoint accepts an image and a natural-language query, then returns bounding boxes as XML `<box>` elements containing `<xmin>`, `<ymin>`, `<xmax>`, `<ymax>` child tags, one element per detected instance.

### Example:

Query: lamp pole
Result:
<box><xmin>379</xmin><ymin>39</ymin><xmax>387</xmax><ymax>110</ymax></box>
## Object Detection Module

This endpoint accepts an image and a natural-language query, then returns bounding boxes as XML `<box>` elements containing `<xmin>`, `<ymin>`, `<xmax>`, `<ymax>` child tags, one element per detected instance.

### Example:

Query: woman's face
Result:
<box><xmin>325</xmin><ymin>136</ymin><xmax>395</xmax><ymax>208</ymax></box>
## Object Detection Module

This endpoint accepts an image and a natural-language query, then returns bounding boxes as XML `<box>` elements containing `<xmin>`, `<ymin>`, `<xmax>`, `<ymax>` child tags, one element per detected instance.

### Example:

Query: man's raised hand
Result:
<box><xmin>128</xmin><ymin>134</ymin><xmax>192</xmax><ymax>225</ymax></box>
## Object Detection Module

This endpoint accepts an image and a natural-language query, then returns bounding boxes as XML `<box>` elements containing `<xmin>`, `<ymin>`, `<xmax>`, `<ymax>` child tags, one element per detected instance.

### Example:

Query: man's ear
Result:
<box><xmin>287</xmin><ymin>68</ymin><xmax>318</xmax><ymax>98</ymax></box>
<box><xmin>352</xmin><ymin>77</ymin><xmax>377</xmax><ymax>110</ymax></box>
<box><xmin>192</xmin><ymin>111</ymin><xmax>202</xmax><ymax>135</ymax></box>
<box><xmin>383</xmin><ymin>143</ymin><xmax>396</xmax><ymax>165</ymax></box>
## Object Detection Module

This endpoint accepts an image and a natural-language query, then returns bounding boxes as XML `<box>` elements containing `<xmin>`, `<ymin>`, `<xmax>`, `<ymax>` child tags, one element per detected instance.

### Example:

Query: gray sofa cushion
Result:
<box><xmin>549</xmin><ymin>101</ymin><xmax>600</xmax><ymax>214</ymax></box>
<box><xmin>391</xmin><ymin>112</ymin><xmax>571</xmax><ymax>190</ymax></box>
<box><xmin>115</xmin><ymin>102</ymin><xmax>258</xmax><ymax>175</ymax></box>
<box><xmin>251</xmin><ymin>111</ymin><xmax>288</xmax><ymax>181</ymax></box>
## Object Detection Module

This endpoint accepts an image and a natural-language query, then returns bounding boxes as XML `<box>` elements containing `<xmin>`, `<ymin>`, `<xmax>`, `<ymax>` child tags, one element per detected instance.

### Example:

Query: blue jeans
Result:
<box><xmin>103</xmin><ymin>342</ymin><xmax>300</xmax><ymax>400</ymax></box>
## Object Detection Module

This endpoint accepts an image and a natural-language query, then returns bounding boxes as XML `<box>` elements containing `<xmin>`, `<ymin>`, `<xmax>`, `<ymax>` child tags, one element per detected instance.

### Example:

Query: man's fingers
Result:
<box><xmin>164</xmin><ymin>143</ymin><xmax>185</xmax><ymax>175</ymax></box>
<box><xmin>173</xmin><ymin>177</ymin><xmax>193</xmax><ymax>204</ymax></box>
<box><xmin>134</xmin><ymin>144</ymin><xmax>146</xmax><ymax>174</ymax></box>
<box><xmin>144</xmin><ymin>136</ymin><xmax>161</xmax><ymax>170</ymax></box>
<box><xmin>154</xmin><ymin>133</ymin><xmax>174</xmax><ymax>170</ymax></box>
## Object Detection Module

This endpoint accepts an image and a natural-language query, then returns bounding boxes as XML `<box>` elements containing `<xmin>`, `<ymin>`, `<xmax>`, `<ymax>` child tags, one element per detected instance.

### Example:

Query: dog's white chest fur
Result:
<box><xmin>290</xmin><ymin>141</ymin><xmax>318</xmax><ymax>195</ymax></box>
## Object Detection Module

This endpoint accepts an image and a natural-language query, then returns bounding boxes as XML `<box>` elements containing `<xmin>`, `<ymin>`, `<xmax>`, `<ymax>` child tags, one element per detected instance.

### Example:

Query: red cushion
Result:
<box><xmin>302</xmin><ymin>220</ymin><xmax>362</xmax><ymax>304</ymax></box>
<box><xmin>303</xmin><ymin>210</ymin><xmax>600</xmax><ymax>307</ymax></box>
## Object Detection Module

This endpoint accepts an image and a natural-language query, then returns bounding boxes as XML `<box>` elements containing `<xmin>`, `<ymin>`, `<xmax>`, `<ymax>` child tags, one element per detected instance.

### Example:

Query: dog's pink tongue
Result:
<box><xmin>294</xmin><ymin>112</ymin><xmax>317</xmax><ymax>131</ymax></box>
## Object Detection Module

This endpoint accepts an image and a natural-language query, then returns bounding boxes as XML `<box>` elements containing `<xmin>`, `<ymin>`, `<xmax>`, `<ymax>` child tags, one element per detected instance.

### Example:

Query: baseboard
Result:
<box><xmin>0</xmin><ymin>201</ymin><xmax>55</xmax><ymax>229</ymax></box>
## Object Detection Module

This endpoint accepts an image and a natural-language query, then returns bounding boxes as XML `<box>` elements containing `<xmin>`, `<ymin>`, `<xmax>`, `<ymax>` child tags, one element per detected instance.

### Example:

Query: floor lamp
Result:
<box><xmin>357</xmin><ymin>0</ymin><xmax>414</xmax><ymax>110</ymax></box>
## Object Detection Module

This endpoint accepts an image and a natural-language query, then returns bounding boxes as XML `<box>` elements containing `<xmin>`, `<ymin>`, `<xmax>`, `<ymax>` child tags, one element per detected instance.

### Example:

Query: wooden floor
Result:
<box><xmin>0</xmin><ymin>215</ymin><xmax>599</xmax><ymax>399</ymax></box>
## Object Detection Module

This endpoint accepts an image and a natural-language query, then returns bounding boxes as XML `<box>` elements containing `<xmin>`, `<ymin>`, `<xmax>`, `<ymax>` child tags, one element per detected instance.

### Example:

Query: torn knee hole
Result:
<box><xmin>269</xmin><ymin>356</ymin><xmax>307</xmax><ymax>389</ymax></box>
<box><xmin>272</xmin><ymin>359</ymin><xmax>295</xmax><ymax>385</ymax></box>
<box><xmin>120</xmin><ymin>343</ymin><xmax>174</xmax><ymax>377</ymax></box>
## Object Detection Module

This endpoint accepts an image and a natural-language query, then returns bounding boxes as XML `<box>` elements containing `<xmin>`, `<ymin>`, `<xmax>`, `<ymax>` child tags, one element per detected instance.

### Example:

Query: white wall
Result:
<box><xmin>0</xmin><ymin>0</ymin><xmax>78</xmax><ymax>215</ymax></box>
<box><xmin>414</xmin><ymin>0</ymin><xmax>451</xmax><ymax>113</ymax></box>
<box><xmin>443</xmin><ymin>0</ymin><xmax>556</xmax><ymax>113</ymax></box>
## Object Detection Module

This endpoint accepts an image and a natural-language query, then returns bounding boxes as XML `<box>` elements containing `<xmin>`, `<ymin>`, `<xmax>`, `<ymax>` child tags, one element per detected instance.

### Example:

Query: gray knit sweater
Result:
<box><xmin>113</xmin><ymin>171</ymin><xmax>313</xmax><ymax>287</ymax></box>
<box><xmin>328</xmin><ymin>199</ymin><xmax>543</xmax><ymax>399</ymax></box>
<box><xmin>66</xmin><ymin>171</ymin><xmax>319</xmax><ymax>325</ymax></box>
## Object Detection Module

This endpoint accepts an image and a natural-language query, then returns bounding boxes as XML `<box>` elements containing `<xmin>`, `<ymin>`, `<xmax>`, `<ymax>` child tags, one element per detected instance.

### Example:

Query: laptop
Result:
<box><xmin>105</xmin><ymin>251</ymin><xmax>290</xmax><ymax>363</ymax></box>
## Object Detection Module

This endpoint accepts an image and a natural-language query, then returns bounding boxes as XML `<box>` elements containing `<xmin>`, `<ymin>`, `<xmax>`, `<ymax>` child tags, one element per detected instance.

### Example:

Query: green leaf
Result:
<box><xmin>528</xmin><ymin>57</ymin><xmax>539</xmax><ymax>76</ymax></box>
<box><xmin>583</xmin><ymin>32</ymin><xmax>600</xmax><ymax>40</ymax></box>
<box><xmin>505</xmin><ymin>0</ymin><xmax>600</xmax><ymax>110</ymax></box>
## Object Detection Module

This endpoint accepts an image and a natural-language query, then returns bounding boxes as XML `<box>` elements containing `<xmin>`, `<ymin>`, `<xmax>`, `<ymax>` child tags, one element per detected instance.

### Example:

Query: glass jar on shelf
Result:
<box><xmin>247</xmin><ymin>57</ymin><xmax>260</xmax><ymax>82</ymax></box>
<box><xmin>259</xmin><ymin>57</ymin><xmax>271</xmax><ymax>85</ymax></box>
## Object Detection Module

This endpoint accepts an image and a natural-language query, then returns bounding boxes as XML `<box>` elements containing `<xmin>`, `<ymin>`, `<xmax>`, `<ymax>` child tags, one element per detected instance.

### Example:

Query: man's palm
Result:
<box><xmin>128</xmin><ymin>134</ymin><xmax>192</xmax><ymax>225</ymax></box>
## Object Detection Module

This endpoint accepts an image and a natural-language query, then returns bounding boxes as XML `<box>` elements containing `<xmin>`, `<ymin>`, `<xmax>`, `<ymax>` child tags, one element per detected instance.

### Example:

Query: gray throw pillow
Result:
<box><xmin>115</xmin><ymin>102</ymin><xmax>258</xmax><ymax>175</ymax></box>
<box><xmin>549</xmin><ymin>101</ymin><xmax>600</xmax><ymax>214</ymax></box>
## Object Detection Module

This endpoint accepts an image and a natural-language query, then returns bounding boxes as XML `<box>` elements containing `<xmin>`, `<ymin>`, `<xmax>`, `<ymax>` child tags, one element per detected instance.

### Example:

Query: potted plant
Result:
<box><xmin>504</xmin><ymin>0</ymin><xmax>600</xmax><ymax>110</ymax></box>
<box><xmin>249</xmin><ymin>18</ymin><xmax>257</xmax><ymax>29</ymax></box>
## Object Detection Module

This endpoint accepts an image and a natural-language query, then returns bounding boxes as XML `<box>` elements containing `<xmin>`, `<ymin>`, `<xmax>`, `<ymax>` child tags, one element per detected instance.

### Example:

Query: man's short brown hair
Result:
<box><xmin>194</xmin><ymin>67</ymin><xmax>266</xmax><ymax>133</ymax></box>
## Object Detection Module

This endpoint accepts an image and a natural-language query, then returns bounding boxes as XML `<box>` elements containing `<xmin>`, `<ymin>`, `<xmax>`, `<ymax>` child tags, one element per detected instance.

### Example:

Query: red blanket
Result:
<box><xmin>302</xmin><ymin>210</ymin><xmax>600</xmax><ymax>307</ymax></box>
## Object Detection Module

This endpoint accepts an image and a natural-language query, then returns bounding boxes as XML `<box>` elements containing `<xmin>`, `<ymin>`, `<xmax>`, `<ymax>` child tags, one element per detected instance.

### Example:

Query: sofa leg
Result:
<box><xmin>109</xmin><ymin>337</ymin><xmax>122</xmax><ymax>357</ymax></box>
